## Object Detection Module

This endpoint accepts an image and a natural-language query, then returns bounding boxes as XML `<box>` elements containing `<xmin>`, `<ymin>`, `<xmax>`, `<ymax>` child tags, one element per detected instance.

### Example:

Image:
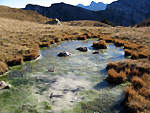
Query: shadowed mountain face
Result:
<box><xmin>77</xmin><ymin>1</ymin><xmax>108</xmax><ymax>11</ymax></box>
<box><xmin>24</xmin><ymin>3</ymin><xmax>99</xmax><ymax>21</ymax></box>
<box><xmin>134</xmin><ymin>19</ymin><xmax>150</xmax><ymax>27</ymax></box>
<box><xmin>104</xmin><ymin>0</ymin><xmax>150</xmax><ymax>26</ymax></box>
<box><xmin>24</xmin><ymin>0</ymin><xmax>150</xmax><ymax>26</ymax></box>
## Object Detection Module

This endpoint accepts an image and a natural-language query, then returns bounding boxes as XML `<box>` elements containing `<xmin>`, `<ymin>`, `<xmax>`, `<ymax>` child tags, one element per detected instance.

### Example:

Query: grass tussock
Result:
<box><xmin>113</xmin><ymin>38</ymin><xmax>124</xmax><ymax>47</ymax></box>
<box><xmin>0</xmin><ymin>62</ymin><xmax>8</xmax><ymax>74</ymax></box>
<box><xmin>124</xmin><ymin>48</ymin><xmax>149</xmax><ymax>59</ymax></box>
<box><xmin>6</xmin><ymin>55</ymin><xmax>24</xmax><ymax>66</ymax></box>
<box><xmin>77</xmin><ymin>35</ymin><xmax>87</xmax><ymax>40</ymax></box>
<box><xmin>106</xmin><ymin>62</ymin><xmax>118</xmax><ymax>70</ymax></box>
<box><xmin>124</xmin><ymin>49</ymin><xmax>132</xmax><ymax>56</ymax></box>
<box><xmin>124</xmin><ymin>42</ymin><xmax>139</xmax><ymax>50</ymax></box>
<box><xmin>131</xmin><ymin>76</ymin><xmax>145</xmax><ymax>89</ymax></box>
<box><xmin>127</xmin><ymin>94</ymin><xmax>150</xmax><ymax>113</ymax></box>
<box><xmin>92</xmin><ymin>40</ymin><xmax>107</xmax><ymax>49</ymax></box>
<box><xmin>122</xmin><ymin>85</ymin><xmax>150</xmax><ymax>113</ymax></box>
<box><xmin>106</xmin><ymin>60</ymin><xmax>150</xmax><ymax>113</ymax></box>
<box><xmin>106</xmin><ymin>69</ymin><xmax>126</xmax><ymax>84</ymax></box>
<box><xmin>125</xmin><ymin>68</ymin><xmax>131</xmax><ymax>75</ymax></box>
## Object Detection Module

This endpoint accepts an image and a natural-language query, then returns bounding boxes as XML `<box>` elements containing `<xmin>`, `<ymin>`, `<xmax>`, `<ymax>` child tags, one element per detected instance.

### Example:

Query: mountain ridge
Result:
<box><xmin>24</xmin><ymin>3</ymin><xmax>99</xmax><ymax>21</ymax></box>
<box><xmin>77</xmin><ymin>1</ymin><xmax>108</xmax><ymax>11</ymax></box>
<box><xmin>24</xmin><ymin>0</ymin><xmax>150</xmax><ymax>26</ymax></box>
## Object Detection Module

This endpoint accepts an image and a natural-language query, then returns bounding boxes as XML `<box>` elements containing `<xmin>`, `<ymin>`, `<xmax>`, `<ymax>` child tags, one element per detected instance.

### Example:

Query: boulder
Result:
<box><xmin>58</xmin><ymin>51</ymin><xmax>71</xmax><ymax>57</ymax></box>
<box><xmin>45</xmin><ymin>18</ymin><xmax>62</xmax><ymax>25</ymax></box>
<box><xmin>76</xmin><ymin>47</ymin><xmax>89</xmax><ymax>52</ymax></box>
<box><xmin>0</xmin><ymin>81</ymin><xmax>11</xmax><ymax>90</ymax></box>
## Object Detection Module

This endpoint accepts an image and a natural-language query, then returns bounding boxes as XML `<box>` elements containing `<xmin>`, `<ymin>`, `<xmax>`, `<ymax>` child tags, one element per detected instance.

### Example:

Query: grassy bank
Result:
<box><xmin>0</xmin><ymin>5</ymin><xmax>51</xmax><ymax>23</ymax></box>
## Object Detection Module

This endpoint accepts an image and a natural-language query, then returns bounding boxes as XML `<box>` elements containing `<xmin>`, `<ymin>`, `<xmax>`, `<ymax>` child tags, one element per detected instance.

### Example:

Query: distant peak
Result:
<box><xmin>91</xmin><ymin>1</ymin><xmax>96</xmax><ymax>4</ymax></box>
<box><xmin>77</xmin><ymin>1</ymin><xmax>108</xmax><ymax>11</ymax></box>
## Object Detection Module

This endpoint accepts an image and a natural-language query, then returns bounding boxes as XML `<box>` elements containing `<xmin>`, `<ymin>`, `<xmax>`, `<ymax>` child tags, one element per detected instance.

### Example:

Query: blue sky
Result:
<box><xmin>0</xmin><ymin>0</ymin><xmax>117</xmax><ymax>8</ymax></box>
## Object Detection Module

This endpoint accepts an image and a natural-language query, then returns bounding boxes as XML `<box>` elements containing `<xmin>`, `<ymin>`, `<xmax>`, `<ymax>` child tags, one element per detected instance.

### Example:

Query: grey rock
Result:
<box><xmin>48</xmin><ymin>67</ymin><xmax>56</xmax><ymax>72</ymax></box>
<box><xmin>0</xmin><ymin>81</ymin><xmax>11</xmax><ymax>90</ymax></box>
<box><xmin>58</xmin><ymin>51</ymin><xmax>71</xmax><ymax>57</ymax></box>
<box><xmin>45</xmin><ymin>18</ymin><xmax>62</xmax><ymax>25</ymax></box>
<box><xmin>76</xmin><ymin>47</ymin><xmax>89</xmax><ymax>52</ymax></box>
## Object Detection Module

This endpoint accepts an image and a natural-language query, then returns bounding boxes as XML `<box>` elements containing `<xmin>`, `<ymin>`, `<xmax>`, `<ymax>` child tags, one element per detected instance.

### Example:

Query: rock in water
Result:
<box><xmin>58</xmin><ymin>51</ymin><xmax>71</xmax><ymax>57</ymax></box>
<box><xmin>48</xmin><ymin>67</ymin><xmax>56</xmax><ymax>72</ymax></box>
<box><xmin>92</xmin><ymin>51</ymin><xmax>100</xmax><ymax>54</ymax></box>
<box><xmin>0</xmin><ymin>81</ymin><xmax>11</xmax><ymax>90</ymax></box>
<box><xmin>76</xmin><ymin>47</ymin><xmax>89</xmax><ymax>52</ymax></box>
<box><xmin>49</xmin><ymin>93</ymin><xmax>63</xmax><ymax>99</ymax></box>
<box><xmin>45</xmin><ymin>18</ymin><xmax>62</xmax><ymax>25</ymax></box>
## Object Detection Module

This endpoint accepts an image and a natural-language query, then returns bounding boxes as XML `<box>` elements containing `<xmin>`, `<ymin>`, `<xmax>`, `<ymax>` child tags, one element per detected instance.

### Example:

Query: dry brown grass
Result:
<box><xmin>106</xmin><ymin>62</ymin><xmax>118</xmax><ymax>70</ymax></box>
<box><xmin>0</xmin><ymin>62</ymin><xmax>8</xmax><ymax>75</ymax></box>
<box><xmin>124</xmin><ymin>49</ymin><xmax>132</xmax><ymax>56</ymax></box>
<box><xmin>0</xmin><ymin>8</ymin><xmax>150</xmax><ymax>112</ymax></box>
<box><xmin>107</xmin><ymin>60</ymin><xmax>150</xmax><ymax>113</ymax></box>
<box><xmin>131</xmin><ymin>76</ymin><xmax>145</xmax><ymax>89</ymax></box>
<box><xmin>125</xmin><ymin>68</ymin><xmax>131</xmax><ymax>75</ymax></box>
<box><xmin>63</xmin><ymin>20</ymin><xmax>111</xmax><ymax>27</ymax></box>
<box><xmin>0</xmin><ymin>17</ymin><xmax>114</xmax><ymax>74</ymax></box>
<box><xmin>122</xmin><ymin>85</ymin><xmax>150</xmax><ymax>113</ymax></box>
<box><xmin>113</xmin><ymin>38</ymin><xmax>124</xmax><ymax>47</ymax></box>
<box><xmin>106</xmin><ymin>69</ymin><xmax>126</xmax><ymax>84</ymax></box>
<box><xmin>128</xmin><ymin>94</ymin><xmax>150</xmax><ymax>113</ymax></box>
<box><xmin>92</xmin><ymin>40</ymin><xmax>107</xmax><ymax>49</ymax></box>
<box><xmin>0</xmin><ymin>5</ymin><xmax>51</xmax><ymax>23</ymax></box>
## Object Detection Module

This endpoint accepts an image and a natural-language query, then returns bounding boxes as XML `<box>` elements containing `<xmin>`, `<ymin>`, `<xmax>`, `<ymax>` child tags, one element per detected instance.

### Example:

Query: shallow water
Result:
<box><xmin>0</xmin><ymin>40</ymin><xmax>126</xmax><ymax>113</ymax></box>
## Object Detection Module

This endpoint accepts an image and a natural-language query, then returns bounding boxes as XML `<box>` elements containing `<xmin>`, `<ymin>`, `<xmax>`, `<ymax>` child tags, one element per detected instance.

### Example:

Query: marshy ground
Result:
<box><xmin>0</xmin><ymin>16</ymin><xmax>150</xmax><ymax>113</ymax></box>
<box><xmin>0</xmin><ymin>40</ymin><xmax>126</xmax><ymax>112</ymax></box>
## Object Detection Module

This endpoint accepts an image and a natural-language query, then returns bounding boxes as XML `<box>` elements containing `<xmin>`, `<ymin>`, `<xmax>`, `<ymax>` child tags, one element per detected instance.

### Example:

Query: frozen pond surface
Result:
<box><xmin>0</xmin><ymin>40</ymin><xmax>126</xmax><ymax>113</ymax></box>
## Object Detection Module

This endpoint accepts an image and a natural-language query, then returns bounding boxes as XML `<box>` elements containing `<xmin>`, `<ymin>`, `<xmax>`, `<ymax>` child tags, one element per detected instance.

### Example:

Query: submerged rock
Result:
<box><xmin>58</xmin><ymin>51</ymin><xmax>71</xmax><ymax>57</ymax></box>
<box><xmin>49</xmin><ymin>93</ymin><xmax>63</xmax><ymax>99</ymax></box>
<box><xmin>92</xmin><ymin>51</ymin><xmax>100</xmax><ymax>54</ymax></box>
<box><xmin>0</xmin><ymin>81</ymin><xmax>11</xmax><ymax>90</ymax></box>
<box><xmin>48</xmin><ymin>67</ymin><xmax>56</xmax><ymax>72</ymax></box>
<box><xmin>76</xmin><ymin>47</ymin><xmax>89</xmax><ymax>52</ymax></box>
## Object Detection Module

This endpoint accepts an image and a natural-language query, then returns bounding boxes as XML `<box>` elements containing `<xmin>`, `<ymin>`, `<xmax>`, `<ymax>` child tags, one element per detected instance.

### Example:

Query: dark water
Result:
<box><xmin>0</xmin><ymin>40</ymin><xmax>126</xmax><ymax>113</ymax></box>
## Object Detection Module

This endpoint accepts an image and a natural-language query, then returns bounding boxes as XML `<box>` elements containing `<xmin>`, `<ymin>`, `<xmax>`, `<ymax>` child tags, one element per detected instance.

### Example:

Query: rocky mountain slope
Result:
<box><xmin>24</xmin><ymin>3</ymin><xmax>98</xmax><ymax>21</ymax></box>
<box><xmin>134</xmin><ymin>19</ymin><xmax>150</xmax><ymax>27</ymax></box>
<box><xmin>77</xmin><ymin>1</ymin><xmax>108</xmax><ymax>11</ymax></box>
<box><xmin>24</xmin><ymin>0</ymin><xmax>150</xmax><ymax>26</ymax></box>
<box><xmin>103</xmin><ymin>0</ymin><xmax>150</xmax><ymax>26</ymax></box>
